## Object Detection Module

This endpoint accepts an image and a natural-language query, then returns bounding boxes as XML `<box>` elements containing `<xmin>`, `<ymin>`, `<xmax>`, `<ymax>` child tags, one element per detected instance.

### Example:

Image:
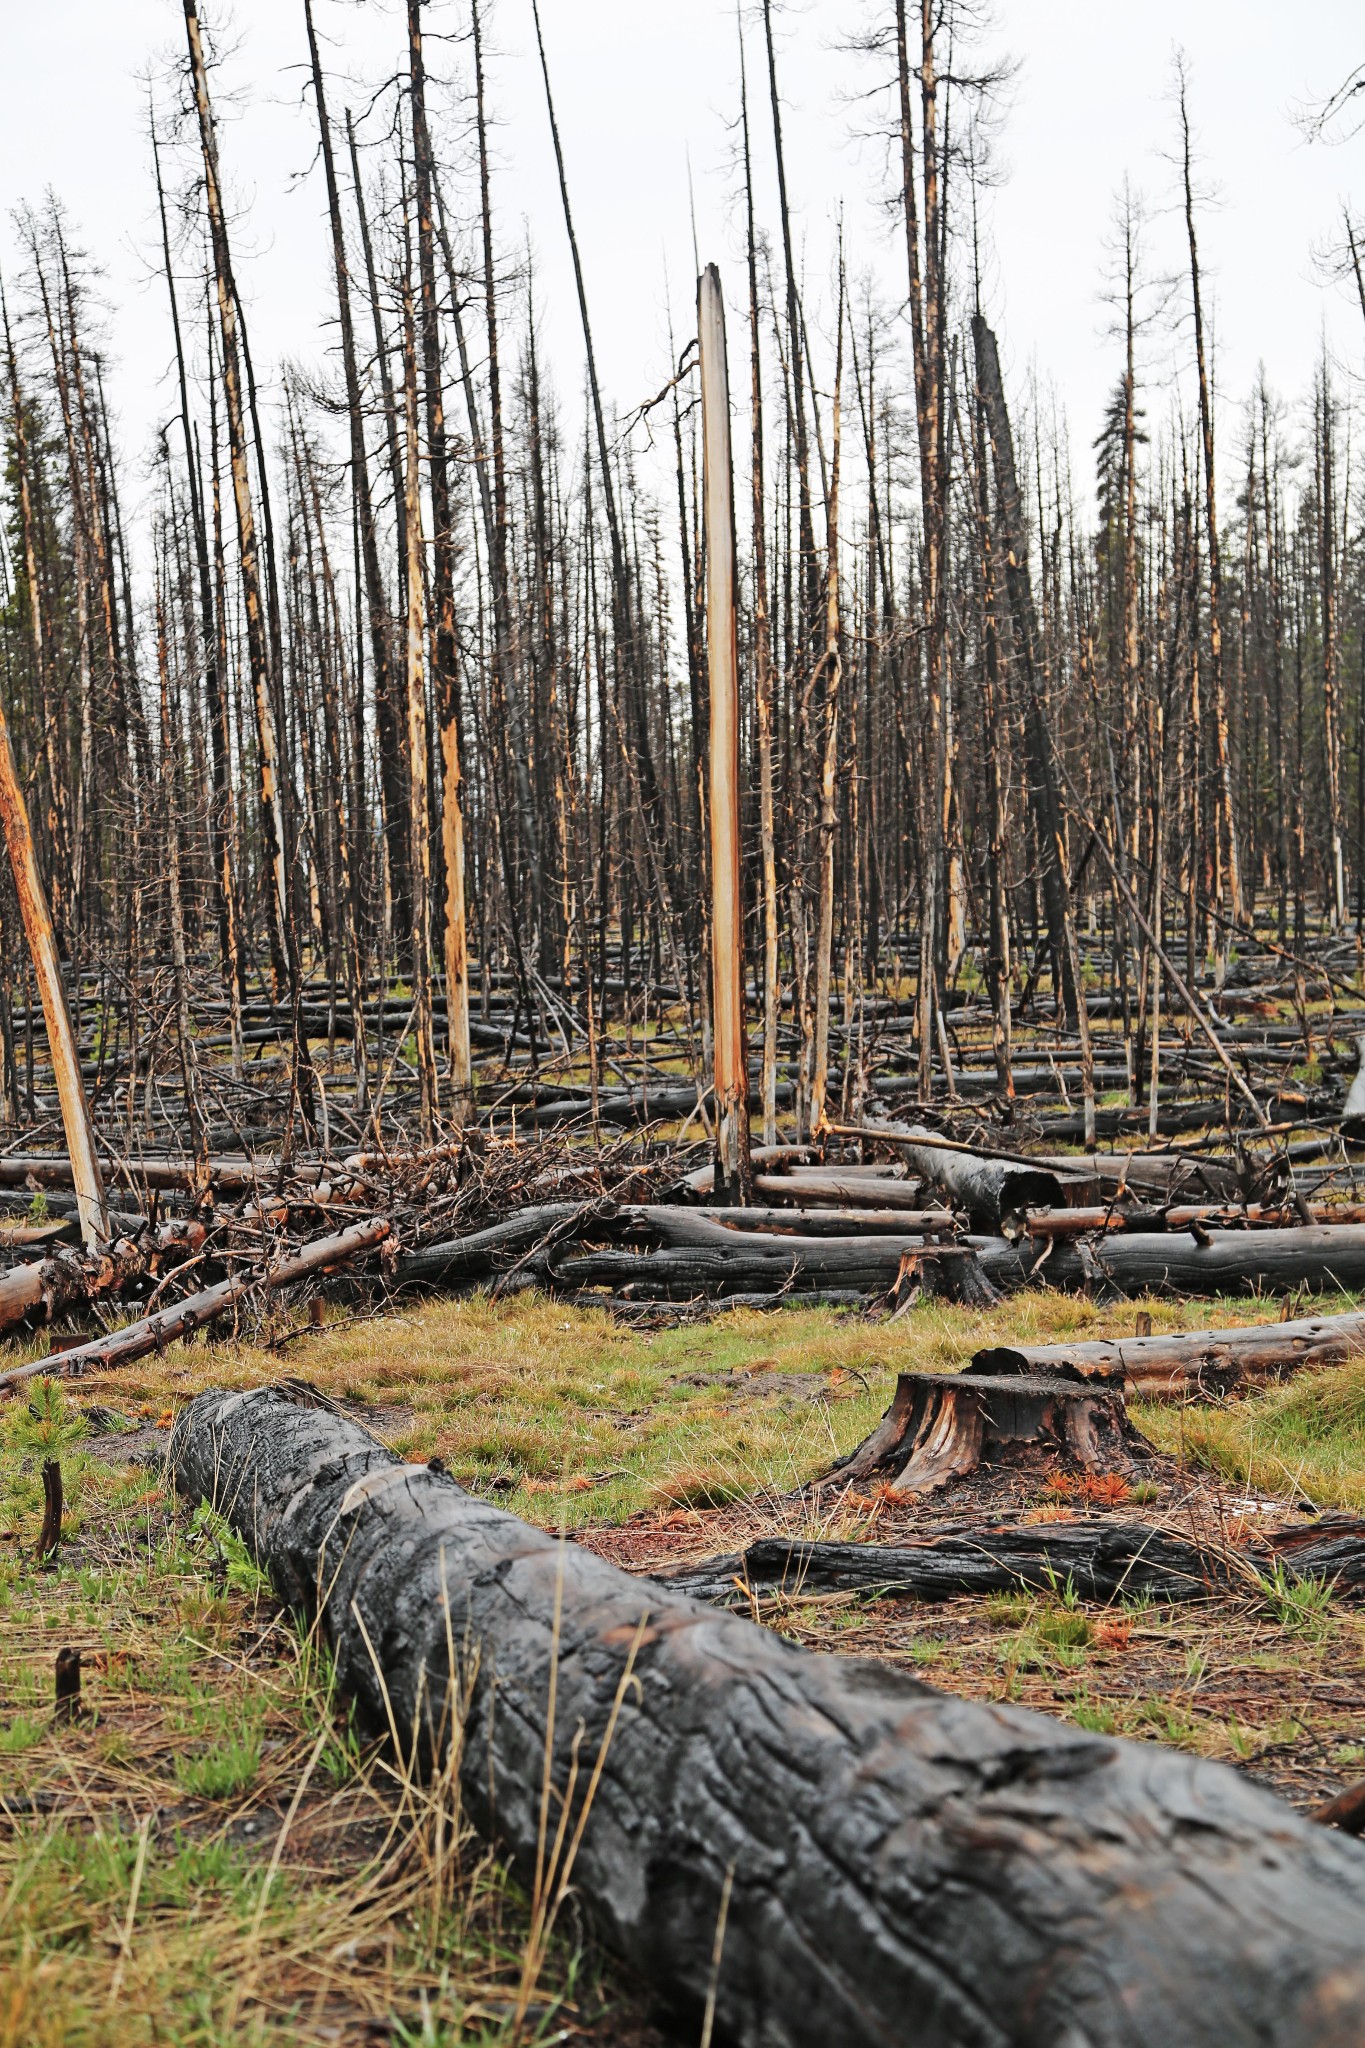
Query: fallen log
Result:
<box><xmin>170</xmin><ymin>1385</ymin><xmax>1365</xmax><ymax>2048</ymax></box>
<box><xmin>0</xmin><ymin>1217</ymin><xmax>390</xmax><ymax>1393</ymax></box>
<box><xmin>973</xmin><ymin>1223</ymin><xmax>1365</xmax><ymax>1300</ymax></box>
<box><xmin>752</xmin><ymin>1171</ymin><xmax>938</xmax><ymax>1211</ymax></box>
<box><xmin>0</xmin><ymin>1151</ymin><xmax>323</xmax><ymax>1193</ymax></box>
<box><xmin>661</xmin><ymin>1521</ymin><xmax>1217</xmax><ymax>1605</ymax></box>
<box><xmin>666</xmin><ymin>1516</ymin><xmax>1365</xmax><ymax>1607</ymax></box>
<box><xmin>821</xmin><ymin>1370</ymin><xmax>1157</xmax><ymax>1494</ymax></box>
<box><xmin>1038</xmin><ymin>1150</ymin><xmax>1244</xmax><ymax>1202</ymax></box>
<box><xmin>0</xmin><ymin>1220</ymin><xmax>206</xmax><ymax>1338</ymax></box>
<box><xmin>865</xmin><ymin>1123</ymin><xmax>1065</xmax><ymax>1230</ymax></box>
<box><xmin>393</xmin><ymin>1202</ymin><xmax>587</xmax><ymax>1287</ymax></box>
<box><xmin>972</xmin><ymin>1307</ymin><xmax>1365</xmax><ymax>1399</ymax></box>
<box><xmin>545</xmin><ymin>1240</ymin><xmax>995</xmax><ymax>1302</ymax></box>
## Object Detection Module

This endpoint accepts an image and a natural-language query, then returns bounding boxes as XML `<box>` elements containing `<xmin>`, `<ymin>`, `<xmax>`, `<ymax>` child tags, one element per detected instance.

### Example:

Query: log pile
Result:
<box><xmin>170</xmin><ymin>1385</ymin><xmax>1365</xmax><ymax>2048</ymax></box>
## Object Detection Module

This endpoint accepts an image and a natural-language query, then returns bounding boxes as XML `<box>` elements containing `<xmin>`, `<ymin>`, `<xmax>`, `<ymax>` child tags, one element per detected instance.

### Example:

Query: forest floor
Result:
<box><xmin>3</xmin><ymin>1284</ymin><xmax>1365</xmax><ymax>2043</ymax></box>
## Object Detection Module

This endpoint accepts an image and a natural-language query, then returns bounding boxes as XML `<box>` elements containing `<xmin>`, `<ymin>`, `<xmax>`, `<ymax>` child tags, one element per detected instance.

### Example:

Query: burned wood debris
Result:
<box><xmin>170</xmin><ymin>1385</ymin><xmax>1365</xmax><ymax>2048</ymax></box>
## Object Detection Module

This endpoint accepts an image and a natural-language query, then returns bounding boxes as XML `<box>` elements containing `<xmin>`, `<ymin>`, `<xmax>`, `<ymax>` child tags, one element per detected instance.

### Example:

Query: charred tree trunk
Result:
<box><xmin>171</xmin><ymin>1385</ymin><xmax>1365</xmax><ymax>2048</ymax></box>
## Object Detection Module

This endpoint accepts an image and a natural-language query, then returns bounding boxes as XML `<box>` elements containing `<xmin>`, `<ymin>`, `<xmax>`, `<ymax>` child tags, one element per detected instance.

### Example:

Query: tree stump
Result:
<box><xmin>822</xmin><ymin>1370</ymin><xmax>1157</xmax><ymax>1495</ymax></box>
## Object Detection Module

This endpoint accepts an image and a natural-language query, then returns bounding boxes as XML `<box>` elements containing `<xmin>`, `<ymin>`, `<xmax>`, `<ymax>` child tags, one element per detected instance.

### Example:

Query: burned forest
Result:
<box><xmin>4</xmin><ymin>4</ymin><xmax>1365</xmax><ymax>2046</ymax></box>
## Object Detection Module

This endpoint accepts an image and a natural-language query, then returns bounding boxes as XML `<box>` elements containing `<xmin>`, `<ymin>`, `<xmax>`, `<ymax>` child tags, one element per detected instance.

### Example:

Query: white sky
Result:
<box><xmin>2</xmin><ymin>0</ymin><xmax>1363</xmax><ymax>529</ymax></box>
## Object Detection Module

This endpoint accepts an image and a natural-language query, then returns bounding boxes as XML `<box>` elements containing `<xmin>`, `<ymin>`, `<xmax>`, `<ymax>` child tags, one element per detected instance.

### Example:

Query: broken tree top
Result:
<box><xmin>172</xmin><ymin>1385</ymin><xmax>1365</xmax><ymax>2048</ymax></box>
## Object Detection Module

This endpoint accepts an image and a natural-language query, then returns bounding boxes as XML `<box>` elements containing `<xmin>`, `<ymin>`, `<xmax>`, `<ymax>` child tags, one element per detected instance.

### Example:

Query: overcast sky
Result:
<box><xmin>2</xmin><ymin>0</ymin><xmax>1363</xmax><ymax>526</ymax></box>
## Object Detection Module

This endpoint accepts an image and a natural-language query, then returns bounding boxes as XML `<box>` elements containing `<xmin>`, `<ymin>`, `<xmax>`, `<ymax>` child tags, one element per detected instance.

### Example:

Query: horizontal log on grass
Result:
<box><xmin>546</xmin><ymin>1240</ymin><xmax>994</xmax><ymax>1301</ymax></box>
<box><xmin>0</xmin><ymin>1217</ymin><xmax>390</xmax><ymax>1393</ymax></box>
<box><xmin>972</xmin><ymin>1223</ymin><xmax>1365</xmax><ymax>1301</ymax></box>
<box><xmin>973</xmin><ymin>1308</ymin><xmax>1365</xmax><ymax>1398</ymax></box>
<box><xmin>661</xmin><ymin>1521</ymin><xmax>1223</xmax><ymax>1605</ymax></box>
<box><xmin>170</xmin><ymin>1386</ymin><xmax>1365</xmax><ymax>2048</ymax></box>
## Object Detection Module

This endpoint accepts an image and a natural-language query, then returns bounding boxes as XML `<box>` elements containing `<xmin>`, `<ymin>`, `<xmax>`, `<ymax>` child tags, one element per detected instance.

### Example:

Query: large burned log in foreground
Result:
<box><xmin>172</xmin><ymin>1386</ymin><xmax>1365</xmax><ymax>2048</ymax></box>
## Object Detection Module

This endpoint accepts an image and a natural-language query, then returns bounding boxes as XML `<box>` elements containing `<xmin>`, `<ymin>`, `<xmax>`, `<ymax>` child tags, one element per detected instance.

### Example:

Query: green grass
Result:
<box><xmin>1138</xmin><ymin>1350</ymin><xmax>1365</xmax><ymax>1512</ymax></box>
<box><xmin>0</xmin><ymin>1377</ymin><xmax>634</xmax><ymax>2047</ymax></box>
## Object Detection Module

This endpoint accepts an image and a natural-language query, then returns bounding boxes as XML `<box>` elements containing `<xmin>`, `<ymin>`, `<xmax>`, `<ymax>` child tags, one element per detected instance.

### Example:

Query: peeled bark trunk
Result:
<box><xmin>170</xmin><ymin>1385</ymin><xmax>1365</xmax><ymax>2048</ymax></box>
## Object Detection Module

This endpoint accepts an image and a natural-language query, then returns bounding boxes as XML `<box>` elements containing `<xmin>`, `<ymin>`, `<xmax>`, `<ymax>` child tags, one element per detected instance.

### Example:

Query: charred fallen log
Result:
<box><xmin>820</xmin><ymin>1370</ymin><xmax>1158</xmax><ymax>1494</ymax></box>
<box><xmin>661</xmin><ymin>1520</ymin><xmax>1218</xmax><ymax>1605</ymax></box>
<box><xmin>972</xmin><ymin>1308</ymin><xmax>1365</xmax><ymax>1398</ymax></box>
<box><xmin>662</xmin><ymin>1516</ymin><xmax>1365</xmax><ymax>1607</ymax></box>
<box><xmin>874</xmin><ymin>1124</ymin><xmax>1065</xmax><ymax>1230</ymax></box>
<box><xmin>546</xmin><ymin>1240</ymin><xmax>995</xmax><ymax>1302</ymax></box>
<box><xmin>172</xmin><ymin>1385</ymin><xmax>1365</xmax><ymax>2048</ymax></box>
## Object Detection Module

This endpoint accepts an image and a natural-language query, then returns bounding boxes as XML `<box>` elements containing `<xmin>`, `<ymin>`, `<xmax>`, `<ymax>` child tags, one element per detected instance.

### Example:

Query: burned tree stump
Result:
<box><xmin>37</xmin><ymin>1458</ymin><xmax>62</xmax><ymax>1559</ymax></box>
<box><xmin>823</xmin><ymin>1370</ymin><xmax>1156</xmax><ymax>1495</ymax></box>
<box><xmin>53</xmin><ymin>1646</ymin><xmax>81</xmax><ymax>1721</ymax></box>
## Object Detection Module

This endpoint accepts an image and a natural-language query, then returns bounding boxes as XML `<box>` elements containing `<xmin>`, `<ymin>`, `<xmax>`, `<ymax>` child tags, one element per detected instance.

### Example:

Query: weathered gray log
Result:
<box><xmin>394</xmin><ymin>1202</ymin><xmax>586</xmax><ymax>1286</ymax></box>
<box><xmin>821</xmin><ymin>1371</ymin><xmax>1157</xmax><ymax>1494</ymax></box>
<box><xmin>1038</xmin><ymin>1150</ymin><xmax>1243</xmax><ymax>1202</ymax></box>
<box><xmin>546</xmin><ymin>1240</ymin><xmax>995</xmax><ymax>1302</ymax></box>
<box><xmin>972</xmin><ymin>1223</ymin><xmax>1365</xmax><ymax>1299</ymax></box>
<box><xmin>972</xmin><ymin>1307</ymin><xmax>1365</xmax><ymax>1399</ymax></box>
<box><xmin>171</xmin><ymin>1386</ymin><xmax>1365</xmax><ymax>2047</ymax></box>
<box><xmin>879</xmin><ymin>1124</ymin><xmax>1065</xmax><ymax>1230</ymax></box>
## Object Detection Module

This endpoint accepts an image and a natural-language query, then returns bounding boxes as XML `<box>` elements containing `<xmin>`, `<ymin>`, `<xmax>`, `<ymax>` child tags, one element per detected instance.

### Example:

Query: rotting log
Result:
<box><xmin>0</xmin><ymin>1217</ymin><xmax>390</xmax><ymax>1394</ymax></box>
<box><xmin>821</xmin><ymin>1371</ymin><xmax>1157</xmax><ymax>1495</ymax></box>
<box><xmin>972</xmin><ymin>1307</ymin><xmax>1365</xmax><ymax>1399</ymax></box>
<box><xmin>171</xmin><ymin>1385</ymin><xmax>1365</xmax><ymax>2048</ymax></box>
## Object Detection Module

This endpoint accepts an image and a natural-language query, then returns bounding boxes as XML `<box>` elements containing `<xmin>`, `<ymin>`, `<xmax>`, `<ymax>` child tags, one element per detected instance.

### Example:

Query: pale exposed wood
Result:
<box><xmin>698</xmin><ymin>263</ymin><xmax>750</xmax><ymax>1202</ymax></box>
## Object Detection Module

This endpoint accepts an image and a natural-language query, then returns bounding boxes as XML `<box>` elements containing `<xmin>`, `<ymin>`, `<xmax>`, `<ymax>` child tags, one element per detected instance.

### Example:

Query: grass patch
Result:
<box><xmin>1138</xmin><ymin>1351</ymin><xmax>1365</xmax><ymax>1512</ymax></box>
